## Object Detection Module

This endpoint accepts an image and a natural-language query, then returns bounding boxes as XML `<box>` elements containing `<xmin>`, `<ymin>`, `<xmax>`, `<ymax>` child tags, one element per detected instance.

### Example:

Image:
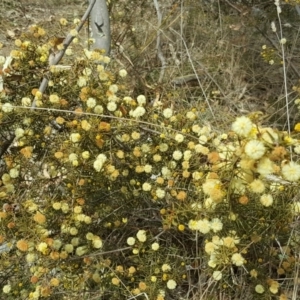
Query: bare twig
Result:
<box><xmin>71</xmin><ymin>247</ymin><xmax>132</xmax><ymax>259</ymax></box>
<box><xmin>153</xmin><ymin>0</ymin><xmax>167</xmax><ymax>84</ymax></box>
<box><xmin>274</xmin><ymin>2</ymin><xmax>291</xmax><ymax>138</ymax></box>
<box><xmin>11</xmin><ymin>105</ymin><xmax>199</xmax><ymax>141</ymax></box>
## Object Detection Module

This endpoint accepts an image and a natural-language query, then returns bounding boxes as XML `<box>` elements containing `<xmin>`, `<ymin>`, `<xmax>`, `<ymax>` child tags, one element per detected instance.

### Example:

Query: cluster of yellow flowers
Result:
<box><xmin>284</xmin><ymin>0</ymin><xmax>300</xmax><ymax>4</ymax></box>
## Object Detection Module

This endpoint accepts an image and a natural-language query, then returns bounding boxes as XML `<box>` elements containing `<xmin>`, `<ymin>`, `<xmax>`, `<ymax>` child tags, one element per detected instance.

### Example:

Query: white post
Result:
<box><xmin>89</xmin><ymin>0</ymin><xmax>111</xmax><ymax>56</ymax></box>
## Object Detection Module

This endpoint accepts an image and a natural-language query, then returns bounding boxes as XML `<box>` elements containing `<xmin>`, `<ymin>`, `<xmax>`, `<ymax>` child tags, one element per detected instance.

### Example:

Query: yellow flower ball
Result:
<box><xmin>136</xmin><ymin>230</ymin><xmax>147</xmax><ymax>242</ymax></box>
<box><xmin>151</xmin><ymin>242</ymin><xmax>160</xmax><ymax>251</ymax></box>
<box><xmin>282</xmin><ymin>161</ymin><xmax>300</xmax><ymax>182</ymax></box>
<box><xmin>166</xmin><ymin>279</ymin><xmax>177</xmax><ymax>289</ymax></box>
<box><xmin>92</xmin><ymin>237</ymin><xmax>103</xmax><ymax>249</ymax></box>
<box><xmin>60</xmin><ymin>18</ymin><xmax>68</xmax><ymax>25</ymax></box>
<box><xmin>178</xmin><ymin>224</ymin><xmax>185</xmax><ymax>231</ymax></box>
<box><xmin>212</xmin><ymin>271</ymin><xmax>222</xmax><ymax>281</ymax></box>
<box><xmin>16</xmin><ymin>239</ymin><xmax>29</xmax><ymax>252</ymax></box>
<box><xmin>50</xmin><ymin>278</ymin><xmax>60</xmax><ymax>287</ymax></box>
<box><xmin>33</xmin><ymin>212</ymin><xmax>46</xmax><ymax>224</ymax></box>
<box><xmin>255</xmin><ymin>284</ymin><xmax>265</xmax><ymax>294</ymax></box>
<box><xmin>161</xmin><ymin>264</ymin><xmax>171</xmax><ymax>272</ymax></box>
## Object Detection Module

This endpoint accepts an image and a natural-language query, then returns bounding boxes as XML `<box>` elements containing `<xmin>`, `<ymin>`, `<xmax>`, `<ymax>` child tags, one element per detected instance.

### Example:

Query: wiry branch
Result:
<box><xmin>153</xmin><ymin>0</ymin><xmax>166</xmax><ymax>84</ymax></box>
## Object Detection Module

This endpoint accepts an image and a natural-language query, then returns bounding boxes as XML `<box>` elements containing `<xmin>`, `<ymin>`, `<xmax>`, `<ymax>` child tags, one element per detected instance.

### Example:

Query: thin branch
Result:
<box><xmin>11</xmin><ymin>105</ymin><xmax>199</xmax><ymax>141</ymax></box>
<box><xmin>275</xmin><ymin>5</ymin><xmax>291</xmax><ymax>138</ymax></box>
<box><xmin>70</xmin><ymin>247</ymin><xmax>131</xmax><ymax>259</ymax></box>
<box><xmin>153</xmin><ymin>0</ymin><xmax>167</xmax><ymax>84</ymax></box>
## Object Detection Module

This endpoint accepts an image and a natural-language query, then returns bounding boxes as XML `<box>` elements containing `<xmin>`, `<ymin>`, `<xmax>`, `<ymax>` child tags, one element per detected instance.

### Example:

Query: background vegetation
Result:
<box><xmin>1</xmin><ymin>0</ymin><xmax>300</xmax><ymax>299</ymax></box>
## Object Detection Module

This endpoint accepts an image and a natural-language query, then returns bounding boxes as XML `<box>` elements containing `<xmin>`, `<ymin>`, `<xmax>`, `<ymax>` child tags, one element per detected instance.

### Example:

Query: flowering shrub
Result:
<box><xmin>1</xmin><ymin>21</ymin><xmax>300</xmax><ymax>300</ymax></box>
